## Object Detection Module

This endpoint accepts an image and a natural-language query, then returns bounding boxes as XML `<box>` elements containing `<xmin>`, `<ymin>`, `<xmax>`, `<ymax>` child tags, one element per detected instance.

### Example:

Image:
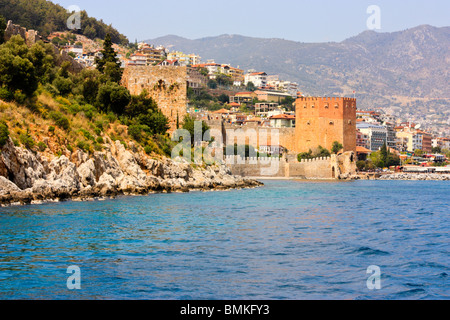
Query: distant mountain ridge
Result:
<box><xmin>146</xmin><ymin>25</ymin><xmax>450</xmax><ymax>124</ymax></box>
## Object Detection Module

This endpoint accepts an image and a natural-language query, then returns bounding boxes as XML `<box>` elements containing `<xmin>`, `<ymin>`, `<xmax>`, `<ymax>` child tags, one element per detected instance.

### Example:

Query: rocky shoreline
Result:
<box><xmin>376</xmin><ymin>173</ymin><xmax>450</xmax><ymax>181</ymax></box>
<box><xmin>0</xmin><ymin>138</ymin><xmax>263</xmax><ymax>206</ymax></box>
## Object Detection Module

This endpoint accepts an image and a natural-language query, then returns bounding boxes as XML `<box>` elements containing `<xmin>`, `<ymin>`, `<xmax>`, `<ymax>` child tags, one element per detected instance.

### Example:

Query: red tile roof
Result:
<box><xmin>270</xmin><ymin>114</ymin><xmax>295</xmax><ymax>120</ymax></box>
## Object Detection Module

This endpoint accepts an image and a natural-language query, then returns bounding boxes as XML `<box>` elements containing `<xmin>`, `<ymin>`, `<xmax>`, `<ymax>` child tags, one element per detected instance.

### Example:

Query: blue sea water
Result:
<box><xmin>0</xmin><ymin>180</ymin><xmax>448</xmax><ymax>300</ymax></box>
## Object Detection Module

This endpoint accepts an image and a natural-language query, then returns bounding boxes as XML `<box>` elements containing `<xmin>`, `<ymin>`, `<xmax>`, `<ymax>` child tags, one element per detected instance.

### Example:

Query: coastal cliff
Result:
<box><xmin>0</xmin><ymin>137</ymin><xmax>262</xmax><ymax>206</ymax></box>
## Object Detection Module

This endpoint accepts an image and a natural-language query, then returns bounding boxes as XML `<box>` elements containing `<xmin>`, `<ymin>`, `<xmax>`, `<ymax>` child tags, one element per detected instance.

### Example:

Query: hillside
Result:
<box><xmin>146</xmin><ymin>26</ymin><xmax>450</xmax><ymax>132</ymax></box>
<box><xmin>0</xmin><ymin>0</ymin><xmax>129</xmax><ymax>45</ymax></box>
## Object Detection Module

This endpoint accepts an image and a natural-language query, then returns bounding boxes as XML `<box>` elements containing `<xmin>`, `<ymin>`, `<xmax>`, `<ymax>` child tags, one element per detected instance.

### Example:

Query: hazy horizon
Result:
<box><xmin>145</xmin><ymin>24</ymin><xmax>448</xmax><ymax>44</ymax></box>
<box><xmin>52</xmin><ymin>0</ymin><xmax>450</xmax><ymax>43</ymax></box>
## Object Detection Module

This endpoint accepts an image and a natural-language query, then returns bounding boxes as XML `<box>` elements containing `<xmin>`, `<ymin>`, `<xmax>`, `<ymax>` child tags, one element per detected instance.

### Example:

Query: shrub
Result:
<box><xmin>298</xmin><ymin>150</ymin><xmax>313</xmax><ymax>161</ymax></box>
<box><xmin>19</xmin><ymin>132</ymin><xmax>35</xmax><ymax>149</ymax></box>
<box><xmin>0</xmin><ymin>121</ymin><xmax>9</xmax><ymax>147</ymax></box>
<box><xmin>93</xmin><ymin>142</ymin><xmax>103</xmax><ymax>151</ymax></box>
<box><xmin>37</xmin><ymin>141</ymin><xmax>47</xmax><ymax>152</ymax></box>
<box><xmin>76</xmin><ymin>140</ymin><xmax>91</xmax><ymax>152</ymax></box>
<box><xmin>49</xmin><ymin>111</ymin><xmax>70</xmax><ymax>131</ymax></box>
<box><xmin>332</xmin><ymin>141</ymin><xmax>343</xmax><ymax>154</ymax></box>
<box><xmin>79</xmin><ymin>128</ymin><xmax>95</xmax><ymax>141</ymax></box>
<box><xmin>43</xmin><ymin>83</ymin><xmax>60</xmax><ymax>96</ymax></box>
<box><xmin>356</xmin><ymin>160</ymin><xmax>366</xmax><ymax>171</ymax></box>
<box><xmin>13</xmin><ymin>90</ymin><xmax>27</xmax><ymax>104</ymax></box>
<box><xmin>128</xmin><ymin>124</ymin><xmax>148</xmax><ymax>143</ymax></box>
<box><xmin>48</xmin><ymin>126</ymin><xmax>55</xmax><ymax>133</ymax></box>
<box><xmin>144</xmin><ymin>145</ymin><xmax>153</xmax><ymax>154</ymax></box>
<box><xmin>96</xmin><ymin>136</ymin><xmax>104</xmax><ymax>144</ymax></box>
<box><xmin>0</xmin><ymin>87</ymin><xmax>13</xmax><ymax>101</ymax></box>
<box><xmin>95</xmin><ymin>120</ymin><xmax>105</xmax><ymax>130</ymax></box>
<box><xmin>106</xmin><ymin>112</ymin><xmax>117</xmax><ymax>123</ymax></box>
<box><xmin>94</xmin><ymin>127</ymin><xmax>102</xmax><ymax>136</ymax></box>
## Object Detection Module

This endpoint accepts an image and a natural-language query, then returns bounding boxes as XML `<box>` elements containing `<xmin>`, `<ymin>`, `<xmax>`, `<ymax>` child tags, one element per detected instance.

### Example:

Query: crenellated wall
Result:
<box><xmin>225</xmin><ymin>152</ymin><xmax>356</xmax><ymax>179</ymax></box>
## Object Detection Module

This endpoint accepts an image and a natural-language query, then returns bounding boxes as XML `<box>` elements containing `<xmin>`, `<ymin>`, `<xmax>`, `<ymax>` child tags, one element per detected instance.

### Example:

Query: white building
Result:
<box><xmin>357</xmin><ymin>123</ymin><xmax>388</xmax><ymax>151</ymax></box>
<box><xmin>245</xmin><ymin>72</ymin><xmax>267</xmax><ymax>88</ymax></box>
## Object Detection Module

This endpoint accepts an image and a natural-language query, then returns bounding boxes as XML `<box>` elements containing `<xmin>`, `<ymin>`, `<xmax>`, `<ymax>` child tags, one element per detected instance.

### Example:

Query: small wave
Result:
<box><xmin>353</xmin><ymin>246</ymin><xmax>390</xmax><ymax>256</ymax></box>
<box><xmin>395</xmin><ymin>288</ymin><xmax>427</xmax><ymax>298</ymax></box>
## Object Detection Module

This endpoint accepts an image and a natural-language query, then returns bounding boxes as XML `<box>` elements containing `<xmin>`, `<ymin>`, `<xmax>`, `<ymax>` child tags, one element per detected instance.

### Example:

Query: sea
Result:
<box><xmin>0</xmin><ymin>180</ymin><xmax>448</xmax><ymax>300</ymax></box>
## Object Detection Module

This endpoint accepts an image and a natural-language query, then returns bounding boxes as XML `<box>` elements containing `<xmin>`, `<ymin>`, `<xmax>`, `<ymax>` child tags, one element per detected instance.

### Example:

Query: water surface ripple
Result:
<box><xmin>0</xmin><ymin>180</ymin><xmax>448</xmax><ymax>300</ymax></box>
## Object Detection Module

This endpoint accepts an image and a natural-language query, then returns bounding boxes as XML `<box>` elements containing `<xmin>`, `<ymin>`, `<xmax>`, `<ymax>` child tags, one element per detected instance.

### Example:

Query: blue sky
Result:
<box><xmin>54</xmin><ymin>0</ymin><xmax>449</xmax><ymax>42</ymax></box>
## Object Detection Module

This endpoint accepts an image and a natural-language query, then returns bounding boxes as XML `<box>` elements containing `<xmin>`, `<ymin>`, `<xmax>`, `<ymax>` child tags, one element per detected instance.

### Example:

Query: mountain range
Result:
<box><xmin>146</xmin><ymin>25</ymin><xmax>450</xmax><ymax>127</ymax></box>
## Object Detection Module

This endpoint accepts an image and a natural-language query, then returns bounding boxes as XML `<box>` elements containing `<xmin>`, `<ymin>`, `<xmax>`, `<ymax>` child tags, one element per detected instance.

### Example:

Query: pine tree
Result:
<box><xmin>95</xmin><ymin>34</ymin><xmax>121</xmax><ymax>76</ymax></box>
<box><xmin>380</xmin><ymin>143</ymin><xmax>388</xmax><ymax>167</ymax></box>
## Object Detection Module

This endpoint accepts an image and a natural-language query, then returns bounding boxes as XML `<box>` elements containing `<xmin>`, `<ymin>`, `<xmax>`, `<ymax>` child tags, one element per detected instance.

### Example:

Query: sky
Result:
<box><xmin>53</xmin><ymin>0</ymin><xmax>450</xmax><ymax>42</ymax></box>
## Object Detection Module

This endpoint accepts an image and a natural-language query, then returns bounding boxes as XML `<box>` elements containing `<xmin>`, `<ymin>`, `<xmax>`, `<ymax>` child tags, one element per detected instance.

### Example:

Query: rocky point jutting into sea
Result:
<box><xmin>0</xmin><ymin>137</ymin><xmax>262</xmax><ymax>206</ymax></box>
<box><xmin>376</xmin><ymin>173</ymin><xmax>450</xmax><ymax>181</ymax></box>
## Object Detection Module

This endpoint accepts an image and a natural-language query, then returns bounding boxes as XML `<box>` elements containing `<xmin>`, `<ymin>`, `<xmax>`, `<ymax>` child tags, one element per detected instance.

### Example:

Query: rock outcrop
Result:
<box><xmin>377</xmin><ymin>173</ymin><xmax>450</xmax><ymax>181</ymax></box>
<box><xmin>0</xmin><ymin>138</ymin><xmax>262</xmax><ymax>206</ymax></box>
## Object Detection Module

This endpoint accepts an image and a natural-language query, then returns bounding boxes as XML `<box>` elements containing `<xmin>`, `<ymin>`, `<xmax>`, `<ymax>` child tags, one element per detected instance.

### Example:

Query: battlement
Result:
<box><xmin>296</xmin><ymin>96</ymin><xmax>356</xmax><ymax>107</ymax></box>
<box><xmin>297</xmin><ymin>96</ymin><xmax>355</xmax><ymax>101</ymax></box>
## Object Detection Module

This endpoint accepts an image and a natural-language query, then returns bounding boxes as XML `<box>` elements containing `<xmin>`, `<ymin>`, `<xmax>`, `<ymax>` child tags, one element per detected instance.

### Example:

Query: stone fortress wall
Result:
<box><xmin>295</xmin><ymin>97</ymin><xmax>357</xmax><ymax>153</ymax></box>
<box><xmin>121</xmin><ymin>66</ymin><xmax>188</xmax><ymax>132</ymax></box>
<box><xmin>224</xmin><ymin>152</ymin><xmax>356</xmax><ymax>180</ymax></box>
<box><xmin>3</xmin><ymin>20</ymin><xmax>41</xmax><ymax>46</ymax></box>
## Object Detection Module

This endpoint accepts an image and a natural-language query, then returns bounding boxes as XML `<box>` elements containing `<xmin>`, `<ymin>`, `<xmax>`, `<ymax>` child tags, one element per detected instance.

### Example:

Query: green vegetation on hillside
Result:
<box><xmin>0</xmin><ymin>0</ymin><xmax>129</xmax><ymax>45</ymax></box>
<box><xmin>0</xmin><ymin>34</ymin><xmax>173</xmax><ymax>156</ymax></box>
<box><xmin>0</xmin><ymin>14</ymin><xmax>6</xmax><ymax>44</ymax></box>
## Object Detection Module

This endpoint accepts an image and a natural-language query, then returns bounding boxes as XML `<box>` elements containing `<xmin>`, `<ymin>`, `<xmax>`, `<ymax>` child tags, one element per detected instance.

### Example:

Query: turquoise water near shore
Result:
<box><xmin>0</xmin><ymin>180</ymin><xmax>448</xmax><ymax>300</ymax></box>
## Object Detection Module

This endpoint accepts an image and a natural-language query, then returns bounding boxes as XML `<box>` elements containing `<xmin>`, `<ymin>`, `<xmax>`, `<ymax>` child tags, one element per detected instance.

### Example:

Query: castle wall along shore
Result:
<box><xmin>120</xmin><ymin>66</ymin><xmax>358</xmax><ymax>179</ymax></box>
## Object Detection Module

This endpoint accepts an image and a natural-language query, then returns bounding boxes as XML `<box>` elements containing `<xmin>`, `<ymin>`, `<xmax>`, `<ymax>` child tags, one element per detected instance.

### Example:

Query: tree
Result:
<box><xmin>125</xmin><ymin>91</ymin><xmax>169</xmax><ymax>135</ymax></box>
<box><xmin>78</xmin><ymin>69</ymin><xmax>101</xmax><ymax>104</ymax></box>
<box><xmin>218</xmin><ymin>94</ymin><xmax>229</xmax><ymax>104</ymax></box>
<box><xmin>246</xmin><ymin>81</ymin><xmax>256</xmax><ymax>92</ymax></box>
<box><xmin>96</xmin><ymin>82</ymin><xmax>130</xmax><ymax>114</ymax></box>
<box><xmin>96</xmin><ymin>34</ymin><xmax>122</xmax><ymax>81</ymax></box>
<box><xmin>315</xmin><ymin>146</ymin><xmax>331</xmax><ymax>157</ymax></box>
<box><xmin>182</xmin><ymin>114</ymin><xmax>210</xmax><ymax>146</ymax></box>
<box><xmin>432</xmin><ymin>146</ymin><xmax>442</xmax><ymax>154</ymax></box>
<box><xmin>207</xmin><ymin>79</ymin><xmax>217</xmax><ymax>89</ymax></box>
<box><xmin>298</xmin><ymin>150</ymin><xmax>313</xmax><ymax>161</ymax></box>
<box><xmin>216</xmin><ymin>74</ymin><xmax>233</xmax><ymax>87</ymax></box>
<box><xmin>380</xmin><ymin>143</ymin><xmax>388</xmax><ymax>165</ymax></box>
<box><xmin>102</xmin><ymin>61</ymin><xmax>123</xmax><ymax>83</ymax></box>
<box><xmin>281</xmin><ymin>96</ymin><xmax>295</xmax><ymax>108</ymax></box>
<box><xmin>0</xmin><ymin>36</ymin><xmax>38</xmax><ymax>97</ymax></box>
<box><xmin>332</xmin><ymin>141</ymin><xmax>343</xmax><ymax>154</ymax></box>
<box><xmin>27</xmin><ymin>41</ymin><xmax>57</xmax><ymax>84</ymax></box>
<box><xmin>414</xmin><ymin>149</ymin><xmax>425</xmax><ymax>157</ymax></box>
<box><xmin>0</xmin><ymin>15</ymin><xmax>6</xmax><ymax>45</ymax></box>
<box><xmin>356</xmin><ymin>160</ymin><xmax>366</xmax><ymax>171</ymax></box>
